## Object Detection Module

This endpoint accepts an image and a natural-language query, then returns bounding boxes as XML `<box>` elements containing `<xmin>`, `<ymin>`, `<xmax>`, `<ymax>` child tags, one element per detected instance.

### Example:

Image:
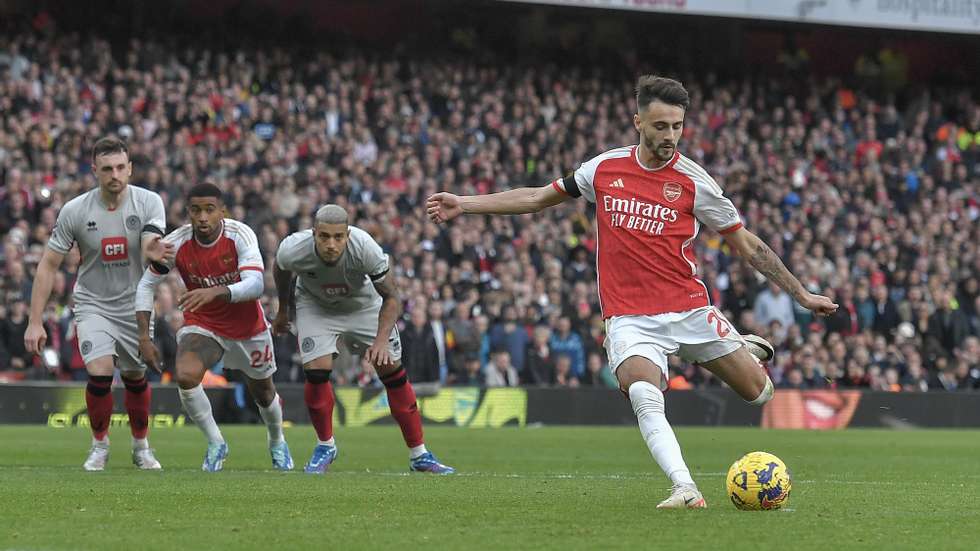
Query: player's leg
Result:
<box><xmin>296</xmin><ymin>301</ymin><xmax>341</xmax><ymax>473</ymax></box>
<box><xmin>302</xmin><ymin>354</ymin><xmax>339</xmax><ymax>473</ymax></box>
<box><xmin>175</xmin><ymin>329</ymin><xmax>228</xmax><ymax>471</ymax></box>
<box><xmin>367</xmin><ymin>321</ymin><xmax>453</xmax><ymax>474</ymax></box>
<box><xmin>677</xmin><ymin>308</ymin><xmax>773</xmax><ymax>405</ymax></box>
<box><xmin>606</xmin><ymin>315</ymin><xmax>704</xmax><ymax>508</ymax></box>
<box><xmin>116</xmin><ymin>318</ymin><xmax>161</xmax><ymax>469</ymax></box>
<box><xmin>234</xmin><ymin>331</ymin><xmax>292</xmax><ymax>471</ymax></box>
<box><xmin>77</xmin><ymin>314</ymin><xmax>118</xmax><ymax>471</ymax></box>
<box><xmin>615</xmin><ymin>356</ymin><xmax>705</xmax><ymax>508</ymax></box>
<box><xmin>374</xmin><ymin>359</ymin><xmax>452</xmax><ymax>474</ymax></box>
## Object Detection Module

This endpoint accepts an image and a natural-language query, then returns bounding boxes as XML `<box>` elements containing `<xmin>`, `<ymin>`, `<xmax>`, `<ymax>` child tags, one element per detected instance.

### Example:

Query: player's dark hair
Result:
<box><xmin>186</xmin><ymin>182</ymin><xmax>224</xmax><ymax>203</ymax></box>
<box><xmin>635</xmin><ymin>75</ymin><xmax>690</xmax><ymax>111</ymax></box>
<box><xmin>91</xmin><ymin>136</ymin><xmax>128</xmax><ymax>162</ymax></box>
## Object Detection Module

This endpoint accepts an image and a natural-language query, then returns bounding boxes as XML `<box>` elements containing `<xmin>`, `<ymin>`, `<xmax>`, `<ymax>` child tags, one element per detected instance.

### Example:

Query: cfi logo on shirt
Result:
<box><xmin>100</xmin><ymin>237</ymin><xmax>128</xmax><ymax>262</ymax></box>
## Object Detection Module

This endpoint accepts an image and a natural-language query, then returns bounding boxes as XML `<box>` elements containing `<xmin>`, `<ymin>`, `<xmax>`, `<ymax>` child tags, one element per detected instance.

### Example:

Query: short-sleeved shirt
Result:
<box><xmin>48</xmin><ymin>185</ymin><xmax>166</xmax><ymax>318</ymax></box>
<box><xmin>154</xmin><ymin>219</ymin><xmax>268</xmax><ymax>340</ymax></box>
<box><xmin>552</xmin><ymin>146</ymin><xmax>742</xmax><ymax>318</ymax></box>
<box><xmin>275</xmin><ymin>225</ymin><xmax>388</xmax><ymax>314</ymax></box>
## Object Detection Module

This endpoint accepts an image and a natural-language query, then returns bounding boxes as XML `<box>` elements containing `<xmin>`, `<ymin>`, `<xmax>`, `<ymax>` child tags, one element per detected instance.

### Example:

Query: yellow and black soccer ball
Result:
<box><xmin>726</xmin><ymin>451</ymin><xmax>792</xmax><ymax>510</ymax></box>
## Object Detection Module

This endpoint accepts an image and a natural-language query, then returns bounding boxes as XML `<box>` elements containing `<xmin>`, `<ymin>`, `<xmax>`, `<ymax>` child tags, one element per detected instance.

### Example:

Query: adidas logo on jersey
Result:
<box><xmin>609</xmin><ymin>178</ymin><xmax>625</xmax><ymax>188</ymax></box>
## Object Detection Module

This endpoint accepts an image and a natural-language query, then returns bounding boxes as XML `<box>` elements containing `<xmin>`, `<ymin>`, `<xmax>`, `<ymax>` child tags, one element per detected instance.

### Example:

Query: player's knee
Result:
<box><xmin>304</xmin><ymin>369</ymin><xmax>332</xmax><ymax>384</ymax></box>
<box><xmin>175</xmin><ymin>369</ymin><xmax>203</xmax><ymax>390</ymax></box>
<box><xmin>380</xmin><ymin>366</ymin><xmax>408</xmax><ymax>388</ymax></box>
<box><xmin>747</xmin><ymin>377</ymin><xmax>774</xmax><ymax>406</ymax></box>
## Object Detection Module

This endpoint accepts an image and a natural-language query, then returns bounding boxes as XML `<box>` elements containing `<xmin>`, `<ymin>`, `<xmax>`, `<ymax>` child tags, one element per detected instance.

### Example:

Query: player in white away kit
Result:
<box><xmin>24</xmin><ymin>137</ymin><xmax>174</xmax><ymax>471</ymax></box>
<box><xmin>135</xmin><ymin>183</ymin><xmax>293</xmax><ymax>472</ymax></box>
<box><xmin>272</xmin><ymin>204</ymin><xmax>454</xmax><ymax>474</ymax></box>
<box><xmin>427</xmin><ymin>76</ymin><xmax>838</xmax><ymax>507</ymax></box>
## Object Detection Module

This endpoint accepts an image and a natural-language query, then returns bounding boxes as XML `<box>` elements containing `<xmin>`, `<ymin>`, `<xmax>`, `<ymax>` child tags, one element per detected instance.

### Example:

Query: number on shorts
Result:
<box><xmin>250</xmin><ymin>345</ymin><xmax>273</xmax><ymax>368</ymax></box>
<box><xmin>707</xmin><ymin>310</ymin><xmax>731</xmax><ymax>338</ymax></box>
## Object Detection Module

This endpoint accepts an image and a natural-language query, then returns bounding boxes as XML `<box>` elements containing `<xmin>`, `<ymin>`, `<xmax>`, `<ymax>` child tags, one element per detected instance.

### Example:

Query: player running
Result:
<box><xmin>426</xmin><ymin>75</ymin><xmax>838</xmax><ymax>507</ymax></box>
<box><xmin>25</xmin><ymin>137</ymin><xmax>174</xmax><ymax>471</ymax></box>
<box><xmin>135</xmin><ymin>183</ymin><xmax>293</xmax><ymax>472</ymax></box>
<box><xmin>272</xmin><ymin>204</ymin><xmax>454</xmax><ymax>475</ymax></box>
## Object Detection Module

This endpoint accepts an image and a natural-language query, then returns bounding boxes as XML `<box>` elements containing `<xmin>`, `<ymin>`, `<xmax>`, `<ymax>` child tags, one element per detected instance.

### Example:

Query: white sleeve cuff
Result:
<box><xmin>227</xmin><ymin>269</ymin><xmax>264</xmax><ymax>303</ymax></box>
<box><xmin>135</xmin><ymin>269</ymin><xmax>166</xmax><ymax>312</ymax></box>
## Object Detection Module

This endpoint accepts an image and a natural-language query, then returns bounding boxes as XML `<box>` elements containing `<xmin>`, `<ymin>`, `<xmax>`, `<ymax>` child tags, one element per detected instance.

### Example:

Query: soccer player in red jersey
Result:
<box><xmin>427</xmin><ymin>75</ymin><xmax>838</xmax><ymax>508</ymax></box>
<box><xmin>135</xmin><ymin>183</ymin><xmax>293</xmax><ymax>472</ymax></box>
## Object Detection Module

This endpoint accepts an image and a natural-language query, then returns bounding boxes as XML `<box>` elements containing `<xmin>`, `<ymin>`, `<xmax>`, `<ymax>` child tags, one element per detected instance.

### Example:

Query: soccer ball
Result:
<box><xmin>726</xmin><ymin>451</ymin><xmax>792</xmax><ymax>510</ymax></box>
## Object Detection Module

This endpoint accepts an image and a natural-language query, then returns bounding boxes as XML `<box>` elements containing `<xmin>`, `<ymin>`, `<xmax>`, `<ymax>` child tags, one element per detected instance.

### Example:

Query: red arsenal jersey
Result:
<box><xmin>553</xmin><ymin>146</ymin><xmax>742</xmax><ymax>318</ymax></box>
<box><xmin>160</xmin><ymin>219</ymin><xmax>267</xmax><ymax>339</ymax></box>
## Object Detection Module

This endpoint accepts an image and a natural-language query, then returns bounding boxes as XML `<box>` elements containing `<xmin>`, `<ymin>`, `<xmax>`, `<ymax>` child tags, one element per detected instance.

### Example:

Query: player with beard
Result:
<box><xmin>426</xmin><ymin>75</ymin><xmax>837</xmax><ymax>508</ymax></box>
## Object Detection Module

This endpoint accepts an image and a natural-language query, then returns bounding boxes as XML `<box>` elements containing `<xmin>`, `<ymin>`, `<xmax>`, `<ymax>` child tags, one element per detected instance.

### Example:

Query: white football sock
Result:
<box><xmin>629</xmin><ymin>381</ymin><xmax>695</xmax><ymax>487</ymax></box>
<box><xmin>319</xmin><ymin>437</ymin><xmax>335</xmax><ymax>447</ymax></box>
<box><xmin>409</xmin><ymin>444</ymin><xmax>428</xmax><ymax>459</ymax></box>
<box><xmin>132</xmin><ymin>437</ymin><xmax>149</xmax><ymax>450</ymax></box>
<box><xmin>257</xmin><ymin>394</ymin><xmax>285</xmax><ymax>444</ymax></box>
<box><xmin>178</xmin><ymin>385</ymin><xmax>225</xmax><ymax>444</ymax></box>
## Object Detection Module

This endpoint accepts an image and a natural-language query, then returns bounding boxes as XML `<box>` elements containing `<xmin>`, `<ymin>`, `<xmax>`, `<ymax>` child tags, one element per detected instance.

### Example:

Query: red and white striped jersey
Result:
<box><xmin>553</xmin><ymin>146</ymin><xmax>742</xmax><ymax>318</ymax></box>
<box><xmin>157</xmin><ymin>219</ymin><xmax>267</xmax><ymax>339</ymax></box>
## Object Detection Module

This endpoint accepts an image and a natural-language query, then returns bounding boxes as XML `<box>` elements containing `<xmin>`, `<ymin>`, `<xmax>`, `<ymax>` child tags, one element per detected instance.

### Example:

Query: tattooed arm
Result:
<box><xmin>723</xmin><ymin>227</ymin><xmax>838</xmax><ymax>316</ymax></box>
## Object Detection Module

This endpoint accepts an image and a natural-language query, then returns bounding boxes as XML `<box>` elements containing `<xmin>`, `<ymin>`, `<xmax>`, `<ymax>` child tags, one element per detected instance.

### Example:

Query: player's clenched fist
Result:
<box><xmin>23</xmin><ymin>322</ymin><xmax>48</xmax><ymax>355</ymax></box>
<box><xmin>138</xmin><ymin>336</ymin><xmax>162</xmax><ymax>374</ymax></box>
<box><xmin>425</xmin><ymin>192</ymin><xmax>463</xmax><ymax>224</ymax></box>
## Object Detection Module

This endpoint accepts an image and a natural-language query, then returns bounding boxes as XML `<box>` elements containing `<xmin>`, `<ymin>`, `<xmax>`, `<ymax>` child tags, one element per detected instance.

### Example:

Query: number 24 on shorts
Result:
<box><xmin>250</xmin><ymin>345</ymin><xmax>273</xmax><ymax>368</ymax></box>
<box><xmin>707</xmin><ymin>309</ymin><xmax>731</xmax><ymax>338</ymax></box>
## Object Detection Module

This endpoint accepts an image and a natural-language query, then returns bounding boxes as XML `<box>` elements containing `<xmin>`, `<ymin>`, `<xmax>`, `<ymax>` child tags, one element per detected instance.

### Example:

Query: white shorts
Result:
<box><xmin>75</xmin><ymin>312</ymin><xmax>152</xmax><ymax>374</ymax></box>
<box><xmin>604</xmin><ymin>306</ymin><xmax>745</xmax><ymax>388</ymax></box>
<box><xmin>295</xmin><ymin>299</ymin><xmax>401</xmax><ymax>365</ymax></box>
<box><xmin>177</xmin><ymin>325</ymin><xmax>277</xmax><ymax>380</ymax></box>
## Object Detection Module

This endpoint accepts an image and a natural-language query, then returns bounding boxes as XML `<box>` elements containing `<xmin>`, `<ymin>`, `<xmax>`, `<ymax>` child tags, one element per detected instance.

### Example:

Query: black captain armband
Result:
<box><xmin>150</xmin><ymin>261</ymin><xmax>170</xmax><ymax>274</ymax></box>
<box><xmin>369</xmin><ymin>269</ymin><xmax>389</xmax><ymax>282</ymax></box>
<box><xmin>560</xmin><ymin>171</ymin><xmax>581</xmax><ymax>198</ymax></box>
<box><xmin>141</xmin><ymin>224</ymin><xmax>165</xmax><ymax>236</ymax></box>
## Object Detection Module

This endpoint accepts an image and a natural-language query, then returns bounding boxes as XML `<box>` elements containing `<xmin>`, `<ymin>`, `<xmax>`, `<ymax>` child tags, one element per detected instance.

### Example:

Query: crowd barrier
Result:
<box><xmin>2</xmin><ymin>384</ymin><xmax>979</xmax><ymax>429</ymax></box>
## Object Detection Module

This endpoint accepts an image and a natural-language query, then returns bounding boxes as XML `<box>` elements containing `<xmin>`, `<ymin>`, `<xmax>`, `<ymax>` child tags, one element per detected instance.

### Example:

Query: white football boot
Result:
<box><xmin>743</xmin><ymin>334</ymin><xmax>775</xmax><ymax>363</ymax></box>
<box><xmin>83</xmin><ymin>440</ymin><xmax>110</xmax><ymax>471</ymax></box>
<box><xmin>657</xmin><ymin>484</ymin><xmax>707</xmax><ymax>509</ymax></box>
<box><xmin>132</xmin><ymin>447</ymin><xmax>163</xmax><ymax>470</ymax></box>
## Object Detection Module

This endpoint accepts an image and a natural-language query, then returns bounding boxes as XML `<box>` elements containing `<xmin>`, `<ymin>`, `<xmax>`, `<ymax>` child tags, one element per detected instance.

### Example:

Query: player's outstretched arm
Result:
<box><xmin>723</xmin><ymin>227</ymin><xmax>839</xmax><ymax>316</ymax></box>
<box><xmin>425</xmin><ymin>183</ymin><xmax>569</xmax><ymax>223</ymax></box>
<box><xmin>24</xmin><ymin>248</ymin><xmax>66</xmax><ymax>354</ymax></box>
<box><xmin>271</xmin><ymin>262</ymin><xmax>294</xmax><ymax>336</ymax></box>
<box><xmin>366</xmin><ymin>273</ymin><xmax>403</xmax><ymax>370</ymax></box>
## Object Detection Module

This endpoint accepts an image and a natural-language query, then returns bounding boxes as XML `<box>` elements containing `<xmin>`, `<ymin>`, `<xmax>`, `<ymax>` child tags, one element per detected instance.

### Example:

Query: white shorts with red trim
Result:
<box><xmin>177</xmin><ymin>325</ymin><xmax>277</xmax><ymax>380</ymax></box>
<box><xmin>604</xmin><ymin>306</ymin><xmax>745</xmax><ymax>388</ymax></box>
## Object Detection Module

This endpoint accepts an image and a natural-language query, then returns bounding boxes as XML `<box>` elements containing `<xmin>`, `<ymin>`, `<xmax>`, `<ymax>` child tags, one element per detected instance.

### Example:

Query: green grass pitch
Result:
<box><xmin>1</xmin><ymin>425</ymin><xmax>978</xmax><ymax>550</ymax></box>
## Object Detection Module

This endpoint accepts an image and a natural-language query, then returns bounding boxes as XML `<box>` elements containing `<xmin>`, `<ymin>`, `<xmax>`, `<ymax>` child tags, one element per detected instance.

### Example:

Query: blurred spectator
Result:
<box><xmin>753</xmin><ymin>282</ymin><xmax>795</xmax><ymax>331</ymax></box>
<box><xmin>549</xmin><ymin>316</ymin><xmax>585</xmax><ymax>379</ymax></box>
<box><xmin>401</xmin><ymin>306</ymin><xmax>440</xmax><ymax>384</ymax></box>
<box><xmin>523</xmin><ymin>325</ymin><xmax>555</xmax><ymax>386</ymax></box>
<box><xmin>485</xmin><ymin>349</ymin><xmax>519</xmax><ymax>387</ymax></box>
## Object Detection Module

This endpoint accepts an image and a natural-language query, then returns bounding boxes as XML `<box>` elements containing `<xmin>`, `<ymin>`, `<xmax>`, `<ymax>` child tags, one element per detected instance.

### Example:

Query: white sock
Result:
<box><xmin>629</xmin><ymin>381</ymin><xmax>695</xmax><ymax>487</ymax></box>
<box><xmin>409</xmin><ymin>444</ymin><xmax>428</xmax><ymax>459</ymax></box>
<box><xmin>319</xmin><ymin>437</ymin><xmax>336</xmax><ymax>447</ymax></box>
<box><xmin>257</xmin><ymin>394</ymin><xmax>284</xmax><ymax>444</ymax></box>
<box><xmin>178</xmin><ymin>385</ymin><xmax>225</xmax><ymax>444</ymax></box>
<box><xmin>92</xmin><ymin>436</ymin><xmax>109</xmax><ymax>447</ymax></box>
<box><xmin>132</xmin><ymin>437</ymin><xmax>149</xmax><ymax>450</ymax></box>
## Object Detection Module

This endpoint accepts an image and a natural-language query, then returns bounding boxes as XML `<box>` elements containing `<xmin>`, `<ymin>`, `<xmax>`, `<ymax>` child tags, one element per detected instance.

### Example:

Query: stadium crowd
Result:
<box><xmin>1</xmin><ymin>27</ymin><xmax>979</xmax><ymax>391</ymax></box>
